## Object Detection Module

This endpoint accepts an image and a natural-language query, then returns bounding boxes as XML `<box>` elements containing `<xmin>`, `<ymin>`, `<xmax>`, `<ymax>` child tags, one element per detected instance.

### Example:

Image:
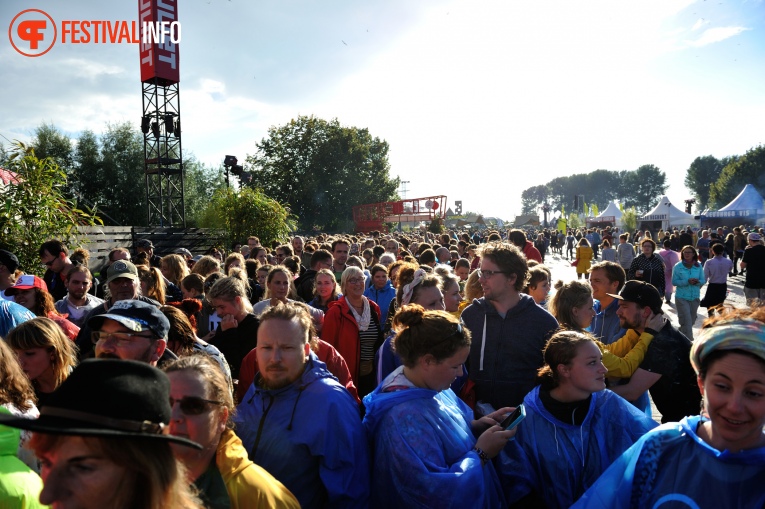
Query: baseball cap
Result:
<box><xmin>749</xmin><ymin>232</ymin><xmax>762</xmax><ymax>242</ymax></box>
<box><xmin>607</xmin><ymin>280</ymin><xmax>663</xmax><ymax>314</ymax></box>
<box><xmin>88</xmin><ymin>300</ymin><xmax>170</xmax><ymax>339</ymax></box>
<box><xmin>136</xmin><ymin>239</ymin><xmax>154</xmax><ymax>249</ymax></box>
<box><xmin>175</xmin><ymin>248</ymin><xmax>192</xmax><ymax>258</ymax></box>
<box><xmin>5</xmin><ymin>275</ymin><xmax>47</xmax><ymax>296</ymax></box>
<box><xmin>106</xmin><ymin>260</ymin><xmax>139</xmax><ymax>284</ymax></box>
<box><xmin>0</xmin><ymin>250</ymin><xmax>20</xmax><ymax>272</ymax></box>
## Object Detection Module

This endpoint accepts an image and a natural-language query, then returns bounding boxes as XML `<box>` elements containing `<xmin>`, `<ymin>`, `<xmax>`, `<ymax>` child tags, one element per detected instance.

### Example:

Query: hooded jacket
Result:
<box><xmin>671</xmin><ymin>260</ymin><xmax>706</xmax><ymax>301</ymax></box>
<box><xmin>362</xmin><ymin>376</ymin><xmax>506</xmax><ymax>509</ymax></box>
<box><xmin>234</xmin><ymin>352</ymin><xmax>369</xmax><ymax>509</ymax></box>
<box><xmin>462</xmin><ymin>295</ymin><xmax>558</xmax><ymax>409</ymax></box>
<box><xmin>0</xmin><ymin>407</ymin><xmax>47</xmax><ymax>509</ymax></box>
<box><xmin>215</xmin><ymin>428</ymin><xmax>300</xmax><ymax>509</ymax></box>
<box><xmin>572</xmin><ymin>415</ymin><xmax>765</xmax><ymax>508</ymax></box>
<box><xmin>363</xmin><ymin>280</ymin><xmax>396</xmax><ymax>325</ymax></box>
<box><xmin>498</xmin><ymin>387</ymin><xmax>656</xmax><ymax>509</ymax></box>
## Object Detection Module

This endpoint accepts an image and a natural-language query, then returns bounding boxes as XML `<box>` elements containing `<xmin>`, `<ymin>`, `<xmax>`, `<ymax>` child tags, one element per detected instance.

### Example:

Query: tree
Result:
<box><xmin>183</xmin><ymin>157</ymin><xmax>226</xmax><ymax>227</ymax></box>
<box><xmin>31</xmin><ymin>123</ymin><xmax>73</xmax><ymax>172</ymax></box>
<box><xmin>246</xmin><ymin>116</ymin><xmax>399</xmax><ymax>231</ymax></box>
<box><xmin>428</xmin><ymin>217</ymin><xmax>444</xmax><ymax>234</ymax></box>
<box><xmin>684</xmin><ymin>155</ymin><xmax>724</xmax><ymax>210</ymax></box>
<box><xmin>0</xmin><ymin>142</ymin><xmax>101</xmax><ymax>275</ymax></box>
<box><xmin>621</xmin><ymin>207</ymin><xmax>638</xmax><ymax>232</ymax></box>
<box><xmin>98</xmin><ymin>123</ymin><xmax>146</xmax><ymax>226</ymax></box>
<box><xmin>199</xmin><ymin>187</ymin><xmax>296</xmax><ymax>247</ymax></box>
<box><xmin>709</xmin><ymin>145</ymin><xmax>765</xmax><ymax>208</ymax></box>
<box><xmin>621</xmin><ymin>164</ymin><xmax>667</xmax><ymax>214</ymax></box>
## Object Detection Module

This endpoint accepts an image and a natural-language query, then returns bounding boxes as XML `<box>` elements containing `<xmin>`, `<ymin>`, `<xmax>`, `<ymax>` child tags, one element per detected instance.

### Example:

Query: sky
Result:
<box><xmin>2</xmin><ymin>0</ymin><xmax>764</xmax><ymax>222</ymax></box>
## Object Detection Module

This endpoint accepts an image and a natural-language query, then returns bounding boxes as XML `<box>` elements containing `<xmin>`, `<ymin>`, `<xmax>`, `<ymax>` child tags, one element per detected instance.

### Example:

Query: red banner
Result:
<box><xmin>138</xmin><ymin>0</ymin><xmax>179</xmax><ymax>84</ymax></box>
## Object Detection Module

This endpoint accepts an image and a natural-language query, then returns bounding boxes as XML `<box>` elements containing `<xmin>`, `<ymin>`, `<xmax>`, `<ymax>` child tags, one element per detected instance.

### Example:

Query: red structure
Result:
<box><xmin>353</xmin><ymin>195</ymin><xmax>447</xmax><ymax>232</ymax></box>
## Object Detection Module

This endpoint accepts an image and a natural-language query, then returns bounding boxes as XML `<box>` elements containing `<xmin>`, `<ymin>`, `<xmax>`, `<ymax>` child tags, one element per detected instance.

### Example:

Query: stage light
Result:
<box><xmin>141</xmin><ymin>116</ymin><xmax>151</xmax><ymax>134</ymax></box>
<box><xmin>223</xmin><ymin>155</ymin><xmax>238</xmax><ymax>166</ymax></box>
<box><xmin>164</xmin><ymin>114</ymin><xmax>174</xmax><ymax>134</ymax></box>
<box><xmin>151</xmin><ymin>122</ymin><xmax>160</xmax><ymax>138</ymax></box>
<box><xmin>174</xmin><ymin>119</ymin><xmax>181</xmax><ymax>138</ymax></box>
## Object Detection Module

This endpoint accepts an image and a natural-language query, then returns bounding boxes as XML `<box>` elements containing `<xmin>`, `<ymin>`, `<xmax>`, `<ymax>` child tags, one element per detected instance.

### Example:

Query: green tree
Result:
<box><xmin>709</xmin><ymin>145</ymin><xmax>765</xmax><ymax>208</ymax></box>
<box><xmin>428</xmin><ymin>216</ymin><xmax>444</xmax><ymax>234</ymax></box>
<box><xmin>621</xmin><ymin>206</ymin><xmax>638</xmax><ymax>232</ymax></box>
<box><xmin>0</xmin><ymin>142</ymin><xmax>101</xmax><ymax>275</ymax></box>
<box><xmin>183</xmin><ymin>157</ymin><xmax>226</xmax><ymax>227</ymax></box>
<box><xmin>99</xmin><ymin>123</ymin><xmax>146</xmax><ymax>226</ymax></box>
<box><xmin>31</xmin><ymin>123</ymin><xmax>73</xmax><ymax>172</ymax></box>
<box><xmin>622</xmin><ymin>164</ymin><xmax>667</xmax><ymax>214</ymax></box>
<box><xmin>246</xmin><ymin>116</ymin><xmax>399</xmax><ymax>231</ymax></box>
<box><xmin>199</xmin><ymin>187</ymin><xmax>296</xmax><ymax>247</ymax></box>
<box><xmin>684</xmin><ymin>155</ymin><xmax>724</xmax><ymax>210</ymax></box>
<box><xmin>521</xmin><ymin>185</ymin><xmax>550</xmax><ymax>215</ymax></box>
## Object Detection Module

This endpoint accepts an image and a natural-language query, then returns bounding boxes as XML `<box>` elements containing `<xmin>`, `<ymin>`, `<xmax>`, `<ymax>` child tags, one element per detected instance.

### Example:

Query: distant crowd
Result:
<box><xmin>0</xmin><ymin>222</ymin><xmax>763</xmax><ymax>508</ymax></box>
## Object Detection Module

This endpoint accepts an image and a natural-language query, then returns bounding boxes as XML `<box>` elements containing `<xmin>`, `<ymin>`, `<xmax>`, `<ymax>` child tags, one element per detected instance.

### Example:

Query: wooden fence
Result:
<box><xmin>72</xmin><ymin>226</ymin><xmax>226</xmax><ymax>274</ymax></box>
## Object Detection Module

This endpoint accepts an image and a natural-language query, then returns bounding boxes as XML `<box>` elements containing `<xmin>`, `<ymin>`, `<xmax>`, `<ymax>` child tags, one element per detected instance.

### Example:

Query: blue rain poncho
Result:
<box><xmin>362</xmin><ymin>370</ymin><xmax>506</xmax><ymax>509</ymax></box>
<box><xmin>497</xmin><ymin>386</ymin><xmax>656</xmax><ymax>508</ymax></box>
<box><xmin>572</xmin><ymin>415</ymin><xmax>765</xmax><ymax>508</ymax></box>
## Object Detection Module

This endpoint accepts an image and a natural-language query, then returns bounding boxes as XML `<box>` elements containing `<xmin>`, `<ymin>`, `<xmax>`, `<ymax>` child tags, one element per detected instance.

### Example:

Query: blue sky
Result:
<box><xmin>2</xmin><ymin>0</ymin><xmax>764</xmax><ymax>221</ymax></box>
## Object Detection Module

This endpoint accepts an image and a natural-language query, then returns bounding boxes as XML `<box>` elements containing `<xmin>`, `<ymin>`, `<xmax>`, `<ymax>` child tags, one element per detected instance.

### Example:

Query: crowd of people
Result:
<box><xmin>0</xmin><ymin>223</ymin><xmax>762</xmax><ymax>508</ymax></box>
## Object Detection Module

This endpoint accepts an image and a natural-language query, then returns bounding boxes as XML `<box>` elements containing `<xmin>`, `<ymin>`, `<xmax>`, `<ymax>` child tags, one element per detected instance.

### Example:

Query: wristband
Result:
<box><xmin>473</xmin><ymin>447</ymin><xmax>489</xmax><ymax>466</ymax></box>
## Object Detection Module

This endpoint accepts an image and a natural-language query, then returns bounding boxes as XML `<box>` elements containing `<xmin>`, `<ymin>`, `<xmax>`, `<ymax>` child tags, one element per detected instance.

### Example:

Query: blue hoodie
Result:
<box><xmin>234</xmin><ymin>352</ymin><xmax>369</xmax><ymax>509</ymax></box>
<box><xmin>363</xmin><ymin>280</ymin><xmax>396</xmax><ymax>325</ymax></box>
<box><xmin>362</xmin><ymin>375</ymin><xmax>506</xmax><ymax>509</ymax></box>
<box><xmin>497</xmin><ymin>387</ymin><xmax>656</xmax><ymax>508</ymax></box>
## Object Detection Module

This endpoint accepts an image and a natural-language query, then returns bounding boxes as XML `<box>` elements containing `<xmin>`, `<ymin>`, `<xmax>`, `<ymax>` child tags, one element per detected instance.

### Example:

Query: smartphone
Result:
<box><xmin>499</xmin><ymin>404</ymin><xmax>526</xmax><ymax>430</ymax></box>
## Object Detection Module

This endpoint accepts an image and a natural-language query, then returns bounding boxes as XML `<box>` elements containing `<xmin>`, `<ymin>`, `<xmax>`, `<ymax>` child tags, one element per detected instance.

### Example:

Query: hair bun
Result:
<box><xmin>393</xmin><ymin>304</ymin><xmax>425</xmax><ymax>328</ymax></box>
<box><xmin>554</xmin><ymin>279</ymin><xmax>565</xmax><ymax>290</ymax></box>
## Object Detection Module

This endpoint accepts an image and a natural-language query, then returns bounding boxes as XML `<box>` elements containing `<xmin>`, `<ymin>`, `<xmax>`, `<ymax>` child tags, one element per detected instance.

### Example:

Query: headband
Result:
<box><xmin>401</xmin><ymin>268</ymin><xmax>427</xmax><ymax>305</ymax></box>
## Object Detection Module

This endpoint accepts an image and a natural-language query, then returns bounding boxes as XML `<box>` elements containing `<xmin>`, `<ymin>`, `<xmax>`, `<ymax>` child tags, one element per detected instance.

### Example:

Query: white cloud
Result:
<box><xmin>691</xmin><ymin>18</ymin><xmax>709</xmax><ymax>31</ymax></box>
<box><xmin>687</xmin><ymin>26</ymin><xmax>749</xmax><ymax>47</ymax></box>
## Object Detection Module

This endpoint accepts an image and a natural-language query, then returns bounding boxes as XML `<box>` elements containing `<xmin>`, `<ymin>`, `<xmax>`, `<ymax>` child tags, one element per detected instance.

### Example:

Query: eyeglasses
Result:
<box><xmin>169</xmin><ymin>396</ymin><xmax>222</xmax><ymax>416</ymax></box>
<box><xmin>41</xmin><ymin>258</ymin><xmax>56</xmax><ymax>267</ymax></box>
<box><xmin>91</xmin><ymin>331</ymin><xmax>155</xmax><ymax>346</ymax></box>
<box><xmin>347</xmin><ymin>277</ymin><xmax>365</xmax><ymax>285</ymax></box>
<box><xmin>477</xmin><ymin>269</ymin><xmax>508</xmax><ymax>279</ymax></box>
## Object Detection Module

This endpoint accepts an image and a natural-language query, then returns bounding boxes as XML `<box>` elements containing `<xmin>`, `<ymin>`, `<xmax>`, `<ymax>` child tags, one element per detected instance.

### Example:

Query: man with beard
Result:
<box><xmin>608</xmin><ymin>281</ymin><xmax>701</xmax><ymax>423</ymax></box>
<box><xmin>74</xmin><ymin>260</ymin><xmax>161</xmax><ymax>359</ymax></box>
<box><xmin>331</xmin><ymin>239</ymin><xmax>350</xmax><ymax>282</ymax></box>
<box><xmin>234</xmin><ymin>303</ymin><xmax>369</xmax><ymax>509</ymax></box>
<box><xmin>89</xmin><ymin>299</ymin><xmax>170</xmax><ymax>366</ymax></box>
<box><xmin>54</xmin><ymin>265</ymin><xmax>104</xmax><ymax>327</ymax></box>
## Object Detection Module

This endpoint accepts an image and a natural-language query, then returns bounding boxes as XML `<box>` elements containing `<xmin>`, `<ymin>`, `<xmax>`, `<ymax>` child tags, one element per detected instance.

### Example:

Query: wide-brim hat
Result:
<box><xmin>0</xmin><ymin>359</ymin><xmax>200</xmax><ymax>448</ymax></box>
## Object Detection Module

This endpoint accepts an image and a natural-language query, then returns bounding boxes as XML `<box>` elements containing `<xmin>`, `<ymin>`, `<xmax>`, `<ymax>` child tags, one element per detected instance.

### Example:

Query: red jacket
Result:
<box><xmin>522</xmin><ymin>241</ymin><xmax>543</xmax><ymax>263</ymax></box>
<box><xmin>321</xmin><ymin>296</ymin><xmax>382</xmax><ymax>384</ymax></box>
<box><xmin>236</xmin><ymin>338</ymin><xmax>360</xmax><ymax>404</ymax></box>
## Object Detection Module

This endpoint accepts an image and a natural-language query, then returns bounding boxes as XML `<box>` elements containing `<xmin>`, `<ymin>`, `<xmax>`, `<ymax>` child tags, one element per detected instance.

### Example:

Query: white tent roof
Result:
<box><xmin>639</xmin><ymin>195</ymin><xmax>695</xmax><ymax>226</ymax></box>
<box><xmin>718</xmin><ymin>184</ymin><xmax>765</xmax><ymax>213</ymax></box>
<box><xmin>597</xmin><ymin>201</ymin><xmax>623</xmax><ymax>220</ymax></box>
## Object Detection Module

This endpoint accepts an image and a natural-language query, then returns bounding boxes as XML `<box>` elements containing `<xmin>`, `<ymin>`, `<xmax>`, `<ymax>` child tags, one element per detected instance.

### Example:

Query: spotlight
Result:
<box><xmin>141</xmin><ymin>116</ymin><xmax>151</xmax><ymax>134</ymax></box>
<box><xmin>174</xmin><ymin>119</ymin><xmax>181</xmax><ymax>138</ymax></box>
<box><xmin>164</xmin><ymin>114</ymin><xmax>174</xmax><ymax>134</ymax></box>
<box><xmin>223</xmin><ymin>155</ymin><xmax>238</xmax><ymax>166</ymax></box>
<box><xmin>151</xmin><ymin>122</ymin><xmax>160</xmax><ymax>138</ymax></box>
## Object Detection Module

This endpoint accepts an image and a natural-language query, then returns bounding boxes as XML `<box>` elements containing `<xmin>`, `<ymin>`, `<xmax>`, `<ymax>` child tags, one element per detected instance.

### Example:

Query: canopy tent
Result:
<box><xmin>639</xmin><ymin>196</ymin><xmax>695</xmax><ymax>230</ymax></box>
<box><xmin>587</xmin><ymin>200</ymin><xmax>623</xmax><ymax>228</ymax></box>
<box><xmin>701</xmin><ymin>184</ymin><xmax>765</xmax><ymax>227</ymax></box>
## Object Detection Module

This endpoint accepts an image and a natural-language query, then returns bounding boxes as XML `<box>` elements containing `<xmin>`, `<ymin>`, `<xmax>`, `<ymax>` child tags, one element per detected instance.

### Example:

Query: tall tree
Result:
<box><xmin>520</xmin><ymin>185</ymin><xmax>549</xmax><ymax>214</ymax></box>
<box><xmin>684</xmin><ymin>155</ymin><xmax>725</xmax><ymax>210</ymax></box>
<box><xmin>622</xmin><ymin>164</ymin><xmax>667</xmax><ymax>214</ymax></box>
<box><xmin>709</xmin><ymin>145</ymin><xmax>765</xmax><ymax>208</ymax></box>
<box><xmin>31</xmin><ymin>123</ymin><xmax>73</xmax><ymax>172</ymax></box>
<box><xmin>184</xmin><ymin>157</ymin><xmax>226</xmax><ymax>227</ymax></box>
<box><xmin>246</xmin><ymin>116</ymin><xmax>399</xmax><ymax>231</ymax></box>
<box><xmin>98</xmin><ymin>122</ymin><xmax>146</xmax><ymax>226</ymax></box>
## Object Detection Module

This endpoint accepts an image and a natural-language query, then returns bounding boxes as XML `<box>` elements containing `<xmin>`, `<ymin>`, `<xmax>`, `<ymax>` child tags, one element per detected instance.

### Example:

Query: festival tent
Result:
<box><xmin>701</xmin><ymin>184</ymin><xmax>765</xmax><ymax>227</ymax></box>
<box><xmin>587</xmin><ymin>200</ymin><xmax>623</xmax><ymax>229</ymax></box>
<box><xmin>638</xmin><ymin>195</ymin><xmax>695</xmax><ymax>230</ymax></box>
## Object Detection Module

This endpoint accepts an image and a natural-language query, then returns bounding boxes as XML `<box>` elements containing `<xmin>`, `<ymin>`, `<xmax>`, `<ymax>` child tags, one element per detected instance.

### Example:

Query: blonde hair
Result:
<box><xmin>5</xmin><ymin>317</ymin><xmax>78</xmax><ymax>390</ymax></box>
<box><xmin>138</xmin><ymin>266</ymin><xmax>166</xmax><ymax>305</ymax></box>
<box><xmin>207</xmin><ymin>277</ymin><xmax>253</xmax><ymax>314</ymax></box>
<box><xmin>164</xmin><ymin>355</ymin><xmax>234</xmax><ymax>429</ymax></box>
<box><xmin>161</xmin><ymin>254</ymin><xmax>190</xmax><ymax>286</ymax></box>
<box><xmin>191</xmin><ymin>256</ymin><xmax>221</xmax><ymax>277</ymax></box>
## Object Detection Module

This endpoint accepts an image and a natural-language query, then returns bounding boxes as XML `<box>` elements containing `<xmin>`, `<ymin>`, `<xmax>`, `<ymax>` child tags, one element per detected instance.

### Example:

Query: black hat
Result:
<box><xmin>88</xmin><ymin>299</ymin><xmax>170</xmax><ymax>339</ymax></box>
<box><xmin>0</xmin><ymin>359</ymin><xmax>200</xmax><ymax>448</ymax></box>
<box><xmin>607</xmin><ymin>280</ymin><xmax>663</xmax><ymax>314</ymax></box>
<box><xmin>0</xmin><ymin>249</ymin><xmax>19</xmax><ymax>272</ymax></box>
<box><xmin>136</xmin><ymin>238</ymin><xmax>154</xmax><ymax>249</ymax></box>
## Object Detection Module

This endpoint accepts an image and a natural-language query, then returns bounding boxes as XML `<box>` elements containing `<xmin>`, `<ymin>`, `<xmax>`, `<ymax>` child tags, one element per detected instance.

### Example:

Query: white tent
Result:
<box><xmin>701</xmin><ymin>184</ymin><xmax>765</xmax><ymax>226</ymax></box>
<box><xmin>719</xmin><ymin>184</ymin><xmax>765</xmax><ymax>213</ymax></box>
<box><xmin>596</xmin><ymin>200</ymin><xmax>623</xmax><ymax>227</ymax></box>
<box><xmin>639</xmin><ymin>195</ymin><xmax>695</xmax><ymax>229</ymax></box>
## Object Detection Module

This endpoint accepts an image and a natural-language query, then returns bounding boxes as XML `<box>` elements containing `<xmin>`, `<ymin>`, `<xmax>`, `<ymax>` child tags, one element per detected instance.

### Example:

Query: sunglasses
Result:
<box><xmin>169</xmin><ymin>396</ymin><xmax>222</xmax><ymax>416</ymax></box>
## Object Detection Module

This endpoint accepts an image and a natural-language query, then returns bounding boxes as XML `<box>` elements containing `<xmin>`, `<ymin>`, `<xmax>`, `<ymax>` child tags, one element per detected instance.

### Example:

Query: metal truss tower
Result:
<box><xmin>141</xmin><ymin>79</ymin><xmax>185</xmax><ymax>226</ymax></box>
